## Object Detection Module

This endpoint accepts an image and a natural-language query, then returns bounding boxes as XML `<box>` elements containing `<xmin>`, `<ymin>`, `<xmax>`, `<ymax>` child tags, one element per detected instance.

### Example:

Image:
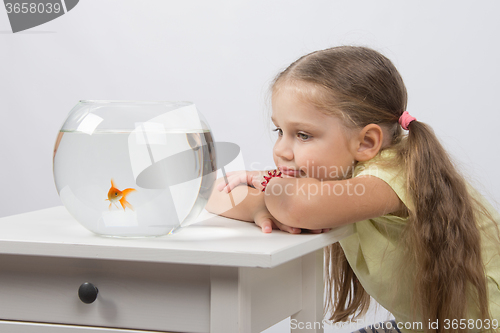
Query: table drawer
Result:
<box><xmin>0</xmin><ymin>254</ymin><xmax>210</xmax><ymax>332</ymax></box>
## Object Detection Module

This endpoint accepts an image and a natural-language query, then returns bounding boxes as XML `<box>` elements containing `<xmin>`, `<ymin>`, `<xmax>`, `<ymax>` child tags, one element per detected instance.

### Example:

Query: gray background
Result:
<box><xmin>1</xmin><ymin>1</ymin><xmax>499</xmax><ymax>330</ymax></box>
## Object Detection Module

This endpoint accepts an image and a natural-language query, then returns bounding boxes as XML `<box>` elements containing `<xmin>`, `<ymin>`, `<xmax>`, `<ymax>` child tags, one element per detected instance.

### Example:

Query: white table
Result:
<box><xmin>0</xmin><ymin>206</ymin><xmax>353</xmax><ymax>333</ymax></box>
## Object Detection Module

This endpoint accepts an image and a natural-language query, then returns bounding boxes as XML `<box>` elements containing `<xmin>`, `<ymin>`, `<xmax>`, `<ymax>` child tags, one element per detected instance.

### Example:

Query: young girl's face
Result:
<box><xmin>271</xmin><ymin>85</ymin><xmax>357</xmax><ymax>181</ymax></box>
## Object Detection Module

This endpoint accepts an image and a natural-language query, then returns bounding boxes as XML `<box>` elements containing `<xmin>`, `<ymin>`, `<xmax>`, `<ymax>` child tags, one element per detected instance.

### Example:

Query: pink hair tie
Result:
<box><xmin>399</xmin><ymin>111</ymin><xmax>417</xmax><ymax>130</ymax></box>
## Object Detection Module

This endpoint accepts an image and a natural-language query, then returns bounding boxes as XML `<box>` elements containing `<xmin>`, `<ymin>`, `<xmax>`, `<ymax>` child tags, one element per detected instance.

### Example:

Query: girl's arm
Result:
<box><xmin>215</xmin><ymin>170</ymin><xmax>269</xmax><ymax>193</ymax></box>
<box><xmin>264</xmin><ymin>176</ymin><xmax>404</xmax><ymax>230</ymax></box>
<box><xmin>205</xmin><ymin>177</ymin><xmax>302</xmax><ymax>234</ymax></box>
<box><xmin>206</xmin><ymin>177</ymin><xmax>263</xmax><ymax>222</ymax></box>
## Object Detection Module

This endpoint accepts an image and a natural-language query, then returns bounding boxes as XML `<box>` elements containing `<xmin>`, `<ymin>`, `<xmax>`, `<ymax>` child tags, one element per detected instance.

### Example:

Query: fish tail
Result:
<box><xmin>120</xmin><ymin>197</ymin><xmax>134</xmax><ymax>211</ymax></box>
<box><xmin>121</xmin><ymin>188</ymin><xmax>136</xmax><ymax>197</ymax></box>
<box><xmin>120</xmin><ymin>189</ymin><xmax>136</xmax><ymax>211</ymax></box>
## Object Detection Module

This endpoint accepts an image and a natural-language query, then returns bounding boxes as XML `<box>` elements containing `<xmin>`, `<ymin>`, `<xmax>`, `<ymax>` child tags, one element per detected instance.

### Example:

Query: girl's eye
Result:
<box><xmin>272</xmin><ymin>128</ymin><xmax>283</xmax><ymax>136</ymax></box>
<box><xmin>298</xmin><ymin>133</ymin><xmax>310</xmax><ymax>140</ymax></box>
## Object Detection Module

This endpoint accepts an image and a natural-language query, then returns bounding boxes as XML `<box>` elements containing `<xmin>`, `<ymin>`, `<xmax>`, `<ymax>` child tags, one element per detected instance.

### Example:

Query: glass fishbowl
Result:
<box><xmin>53</xmin><ymin>100</ymin><xmax>217</xmax><ymax>237</ymax></box>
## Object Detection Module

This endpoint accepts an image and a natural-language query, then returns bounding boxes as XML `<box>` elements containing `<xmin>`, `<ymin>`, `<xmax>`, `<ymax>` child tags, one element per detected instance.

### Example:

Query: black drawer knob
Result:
<box><xmin>78</xmin><ymin>282</ymin><xmax>99</xmax><ymax>304</ymax></box>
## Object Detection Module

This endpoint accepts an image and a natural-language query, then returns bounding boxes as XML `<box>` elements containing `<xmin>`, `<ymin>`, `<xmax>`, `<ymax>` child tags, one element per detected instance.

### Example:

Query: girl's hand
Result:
<box><xmin>253</xmin><ymin>207</ymin><xmax>301</xmax><ymax>234</ymax></box>
<box><xmin>216</xmin><ymin>170</ymin><xmax>267</xmax><ymax>193</ymax></box>
<box><xmin>253</xmin><ymin>208</ymin><xmax>331</xmax><ymax>234</ymax></box>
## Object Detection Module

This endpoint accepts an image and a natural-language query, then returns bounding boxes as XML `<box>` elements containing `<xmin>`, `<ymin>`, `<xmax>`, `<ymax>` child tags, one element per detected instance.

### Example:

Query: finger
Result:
<box><xmin>259</xmin><ymin>219</ymin><xmax>274</xmax><ymax>233</ymax></box>
<box><xmin>302</xmin><ymin>228</ymin><xmax>331</xmax><ymax>234</ymax></box>
<box><xmin>225</xmin><ymin>177</ymin><xmax>246</xmax><ymax>192</ymax></box>
<box><xmin>255</xmin><ymin>214</ymin><xmax>301</xmax><ymax>235</ymax></box>
<box><xmin>218</xmin><ymin>182</ymin><xmax>234</xmax><ymax>192</ymax></box>
<box><xmin>217</xmin><ymin>171</ymin><xmax>248</xmax><ymax>191</ymax></box>
<box><xmin>216</xmin><ymin>175</ymin><xmax>236</xmax><ymax>191</ymax></box>
<box><xmin>274</xmin><ymin>220</ymin><xmax>301</xmax><ymax>234</ymax></box>
<box><xmin>217</xmin><ymin>177</ymin><xmax>241</xmax><ymax>193</ymax></box>
<box><xmin>216</xmin><ymin>181</ymin><xmax>226</xmax><ymax>191</ymax></box>
<box><xmin>284</xmin><ymin>226</ymin><xmax>302</xmax><ymax>234</ymax></box>
<box><xmin>254</xmin><ymin>216</ymin><xmax>275</xmax><ymax>233</ymax></box>
<box><xmin>252</xmin><ymin>176</ymin><xmax>265</xmax><ymax>191</ymax></box>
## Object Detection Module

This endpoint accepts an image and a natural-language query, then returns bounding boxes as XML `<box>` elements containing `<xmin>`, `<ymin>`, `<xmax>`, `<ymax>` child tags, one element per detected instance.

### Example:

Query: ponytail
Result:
<box><xmin>398</xmin><ymin>120</ymin><xmax>491</xmax><ymax>332</ymax></box>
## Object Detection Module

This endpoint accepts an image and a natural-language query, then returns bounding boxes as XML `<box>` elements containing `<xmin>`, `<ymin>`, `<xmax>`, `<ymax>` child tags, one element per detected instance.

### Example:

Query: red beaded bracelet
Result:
<box><xmin>261</xmin><ymin>169</ymin><xmax>282</xmax><ymax>192</ymax></box>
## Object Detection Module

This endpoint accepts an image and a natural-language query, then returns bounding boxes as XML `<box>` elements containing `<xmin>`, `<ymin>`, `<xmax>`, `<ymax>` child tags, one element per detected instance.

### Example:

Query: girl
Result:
<box><xmin>205</xmin><ymin>46</ymin><xmax>500</xmax><ymax>333</ymax></box>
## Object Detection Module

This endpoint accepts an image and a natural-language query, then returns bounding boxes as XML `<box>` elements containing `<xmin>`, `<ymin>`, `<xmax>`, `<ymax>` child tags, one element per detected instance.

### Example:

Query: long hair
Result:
<box><xmin>272</xmin><ymin>46</ymin><xmax>495</xmax><ymax>332</ymax></box>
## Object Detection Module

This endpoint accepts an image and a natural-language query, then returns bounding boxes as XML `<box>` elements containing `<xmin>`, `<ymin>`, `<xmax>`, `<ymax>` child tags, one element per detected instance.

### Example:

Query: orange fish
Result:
<box><xmin>106</xmin><ymin>179</ymin><xmax>136</xmax><ymax>211</ymax></box>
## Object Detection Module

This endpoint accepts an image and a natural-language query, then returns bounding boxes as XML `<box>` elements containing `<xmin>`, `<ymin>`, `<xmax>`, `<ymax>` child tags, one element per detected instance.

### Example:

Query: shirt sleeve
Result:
<box><xmin>353</xmin><ymin>152</ymin><xmax>413</xmax><ymax>212</ymax></box>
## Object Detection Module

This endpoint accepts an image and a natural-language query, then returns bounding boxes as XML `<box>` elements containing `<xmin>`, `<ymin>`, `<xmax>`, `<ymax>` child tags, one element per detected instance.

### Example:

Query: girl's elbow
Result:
<box><xmin>205</xmin><ymin>199</ymin><xmax>223</xmax><ymax>216</ymax></box>
<box><xmin>265</xmin><ymin>191</ymin><xmax>306</xmax><ymax>228</ymax></box>
<box><xmin>288</xmin><ymin>199</ymin><xmax>316</xmax><ymax>228</ymax></box>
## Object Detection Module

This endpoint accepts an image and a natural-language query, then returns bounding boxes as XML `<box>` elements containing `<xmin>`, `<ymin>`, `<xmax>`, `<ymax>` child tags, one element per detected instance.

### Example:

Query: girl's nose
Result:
<box><xmin>273</xmin><ymin>139</ymin><xmax>294</xmax><ymax>161</ymax></box>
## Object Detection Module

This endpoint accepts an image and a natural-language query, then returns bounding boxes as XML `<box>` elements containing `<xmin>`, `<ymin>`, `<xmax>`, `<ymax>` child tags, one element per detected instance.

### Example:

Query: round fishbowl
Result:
<box><xmin>53</xmin><ymin>100</ymin><xmax>217</xmax><ymax>237</ymax></box>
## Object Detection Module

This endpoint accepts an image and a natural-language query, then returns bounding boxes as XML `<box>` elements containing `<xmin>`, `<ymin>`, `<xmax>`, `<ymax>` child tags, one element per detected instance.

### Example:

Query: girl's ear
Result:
<box><xmin>352</xmin><ymin>124</ymin><xmax>384</xmax><ymax>162</ymax></box>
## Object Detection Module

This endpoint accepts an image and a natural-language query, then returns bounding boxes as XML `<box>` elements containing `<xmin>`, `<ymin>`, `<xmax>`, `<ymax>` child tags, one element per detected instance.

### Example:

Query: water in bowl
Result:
<box><xmin>53</xmin><ymin>129</ymin><xmax>216</xmax><ymax>237</ymax></box>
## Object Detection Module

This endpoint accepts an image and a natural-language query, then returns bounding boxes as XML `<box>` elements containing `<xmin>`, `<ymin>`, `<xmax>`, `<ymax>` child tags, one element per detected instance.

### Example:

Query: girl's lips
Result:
<box><xmin>279</xmin><ymin>167</ymin><xmax>301</xmax><ymax>177</ymax></box>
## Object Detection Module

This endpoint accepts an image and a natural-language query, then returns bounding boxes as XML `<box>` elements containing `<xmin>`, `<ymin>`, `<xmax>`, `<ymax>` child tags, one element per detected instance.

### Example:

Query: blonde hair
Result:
<box><xmin>272</xmin><ymin>46</ymin><xmax>496</xmax><ymax>332</ymax></box>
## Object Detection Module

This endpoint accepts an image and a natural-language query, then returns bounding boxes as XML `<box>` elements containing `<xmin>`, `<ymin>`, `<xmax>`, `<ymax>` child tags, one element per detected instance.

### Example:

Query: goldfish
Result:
<box><xmin>106</xmin><ymin>179</ymin><xmax>136</xmax><ymax>211</ymax></box>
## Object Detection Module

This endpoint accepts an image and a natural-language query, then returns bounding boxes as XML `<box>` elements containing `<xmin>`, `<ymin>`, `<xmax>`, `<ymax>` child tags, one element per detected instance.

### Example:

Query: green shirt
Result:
<box><xmin>339</xmin><ymin>150</ymin><xmax>500</xmax><ymax>332</ymax></box>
